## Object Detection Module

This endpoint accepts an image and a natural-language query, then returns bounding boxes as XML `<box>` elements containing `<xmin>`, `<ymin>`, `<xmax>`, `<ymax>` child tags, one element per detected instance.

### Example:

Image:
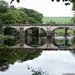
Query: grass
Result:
<box><xmin>55</xmin><ymin>28</ymin><xmax>74</xmax><ymax>35</ymax></box>
<box><xmin>43</xmin><ymin>17</ymin><xmax>72</xmax><ymax>24</ymax></box>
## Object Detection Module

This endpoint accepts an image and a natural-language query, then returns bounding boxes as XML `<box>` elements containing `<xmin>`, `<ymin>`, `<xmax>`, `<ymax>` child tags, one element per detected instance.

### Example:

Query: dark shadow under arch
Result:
<box><xmin>24</xmin><ymin>27</ymin><xmax>47</xmax><ymax>47</ymax></box>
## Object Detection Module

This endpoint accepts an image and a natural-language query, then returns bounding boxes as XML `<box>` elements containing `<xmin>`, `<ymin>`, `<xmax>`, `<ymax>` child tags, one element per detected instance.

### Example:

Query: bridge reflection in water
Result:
<box><xmin>3</xmin><ymin>24</ymin><xmax>75</xmax><ymax>50</ymax></box>
<box><xmin>3</xmin><ymin>35</ymin><xmax>75</xmax><ymax>50</ymax></box>
<box><xmin>21</xmin><ymin>37</ymin><xmax>75</xmax><ymax>50</ymax></box>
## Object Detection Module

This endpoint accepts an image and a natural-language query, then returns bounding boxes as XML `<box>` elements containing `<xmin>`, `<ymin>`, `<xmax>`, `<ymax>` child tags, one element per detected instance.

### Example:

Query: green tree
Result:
<box><xmin>71</xmin><ymin>3</ymin><xmax>75</xmax><ymax>23</ymax></box>
<box><xmin>71</xmin><ymin>17</ymin><xmax>75</xmax><ymax>24</ymax></box>
<box><xmin>8</xmin><ymin>9</ymin><xmax>21</xmax><ymax>23</ymax></box>
<box><xmin>19</xmin><ymin>8</ymin><xmax>43</xmax><ymax>24</ymax></box>
<box><xmin>28</xmin><ymin>17</ymin><xmax>39</xmax><ymax>24</ymax></box>
<box><xmin>72</xmin><ymin>3</ymin><xmax>75</xmax><ymax>11</ymax></box>
<box><xmin>27</xmin><ymin>66</ymin><xmax>49</xmax><ymax>75</ymax></box>
<box><xmin>0</xmin><ymin>12</ymin><xmax>17</xmax><ymax>24</ymax></box>
<box><xmin>46</xmin><ymin>20</ymin><xmax>56</xmax><ymax>24</ymax></box>
<box><xmin>18</xmin><ymin>10</ymin><xmax>28</xmax><ymax>24</ymax></box>
<box><xmin>0</xmin><ymin>0</ymin><xmax>43</xmax><ymax>25</ymax></box>
<box><xmin>24</xmin><ymin>8</ymin><xmax>43</xmax><ymax>24</ymax></box>
<box><xmin>0</xmin><ymin>0</ymin><xmax>8</xmax><ymax>13</ymax></box>
<box><xmin>0</xmin><ymin>0</ymin><xmax>9</xmax><ymax>33</ymax></box>
<box><xmin>0</xmin><ymin>14</ymin><xmax>3</xmax><ymax>33</ymax></box>
<box><xmin>10</xmin><ymin>5</ymin><xmax>16</xmax><ymax>10</ymax></box>
<box><xmin>30</xmin><ymin>11</ymin><xmax>43</xmax><ymax>23</ymax></box>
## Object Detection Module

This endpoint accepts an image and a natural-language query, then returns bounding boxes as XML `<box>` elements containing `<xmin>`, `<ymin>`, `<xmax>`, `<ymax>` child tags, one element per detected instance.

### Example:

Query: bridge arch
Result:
<box><xmin>24</xmin><ymin>26</ymin><xmax>47</xmax><ymax>35</ymax></box>
<box><xmin>23</xmin><ymin>26</ymin><xmax>48</xmax><ymax>32</ymax></box>
<box><xmin>3</xmin><ymin>26</ymin><xmax>19</xmax><ymax>36</ymax></box>
<box><xmin>3</xmin><ymin>26</ymin><xmax>20</xmax><ymax>31</ymax></box>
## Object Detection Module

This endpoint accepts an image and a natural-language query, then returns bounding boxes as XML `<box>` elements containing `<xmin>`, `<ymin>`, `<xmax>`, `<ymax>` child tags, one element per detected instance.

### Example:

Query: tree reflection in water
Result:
<box><xmin>3</xmin><ymin>36</ymin><xmax>19</xmax><ymax>46</ymax></box>
<box><xmin>27</xmin><ymin>65</ymin><xmax>49</xmax><ymax>75</ymax></box>
<box><xmin>0</xmin><ymin>45</ymin><xmax>42</xmax><ymax>72</ymax></box>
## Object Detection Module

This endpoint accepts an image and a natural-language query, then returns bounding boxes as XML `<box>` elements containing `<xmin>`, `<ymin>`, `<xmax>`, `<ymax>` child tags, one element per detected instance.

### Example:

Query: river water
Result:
<box><xmin>0</xmin><ymin>30</ymin><xmax>75</xmax><ymax>75</ymax></box>
<box><xmin>0</xmin><ymin>50</ymin><xmax>75</xmax><ymax>75</ymax></box>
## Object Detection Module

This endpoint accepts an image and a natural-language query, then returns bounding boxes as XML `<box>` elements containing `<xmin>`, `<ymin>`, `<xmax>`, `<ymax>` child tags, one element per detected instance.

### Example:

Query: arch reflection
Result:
<box><xmin>25</xmin><ymin>27</ymin><xmax>47</xmax><ymax>47</ymax></box>
<box><xmin>1</xmin><ymin>26</ymin><xmax>75</xmax><ymax>49</ymax></box>
<box><xmin>3</xmin><ymin>37</ymin><xmax>19</xmax><ymax>46</ymax></box>
<box><xmin>4</xmin><ymin>27</ymin><xmax>19</xmax><ymax>36</ymax></box>
<box><xmin>52</xmin><ymin>27</ymin><xmax>75</xmax><ymax>47</ymax></box>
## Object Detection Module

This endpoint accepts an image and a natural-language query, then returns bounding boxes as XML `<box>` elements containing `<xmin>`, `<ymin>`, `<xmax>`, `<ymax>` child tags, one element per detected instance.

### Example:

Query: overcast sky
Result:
<box><xmin>6</xmin><ymin>0</ymin><xmax>74</xmax><ymax>17</ymax></box>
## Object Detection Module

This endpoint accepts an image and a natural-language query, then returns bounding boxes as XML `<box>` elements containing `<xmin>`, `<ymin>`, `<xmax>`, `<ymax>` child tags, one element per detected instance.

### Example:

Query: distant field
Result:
<box><xmin>43</xmin><ymin>17</ymin><xmax>72</xmax><ymax>24</ymax></box>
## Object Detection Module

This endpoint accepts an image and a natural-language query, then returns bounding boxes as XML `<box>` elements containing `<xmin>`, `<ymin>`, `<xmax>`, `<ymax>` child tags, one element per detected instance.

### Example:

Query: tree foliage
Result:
<box><xmin>18</xmin><ymin>8</ymin><xmax>43</xmax><ymax>24</ymax></box>
<box><xmin>0</xmin><ymin>46</ymin><xmax>42</xmax><ymax>71</ymax></box>
<box><xmin>0</xmin><ymin>0</ymin><xmax>8</xmax><ymax>13</ymax></box>
<box><xmin>71</xmin><ymin>16</ymin><xmax>75</xmax><ymax>24</ymax></box>
<box><xmin>27</xmin><ymin>65</ymin><xmax>49</xmax><ymax>75</ymax></box>
<box><xmin>0</xmin><ymin>1</ymin><xmax>43</xmax><ymax>25</ymax></box>
<box><xmin>10</xmin><ymin>0</ymin><xmax>75</xmax><ymax>5</ymax></box>
<box><xmin>71</xmin><ymin>1</ymin><xmax>75</xmax><ymax>23</ymax></box>
<box><xmin>46</xmin><ymin>20</ymin><xmax>56</xmax><ymax>24</ymax></box>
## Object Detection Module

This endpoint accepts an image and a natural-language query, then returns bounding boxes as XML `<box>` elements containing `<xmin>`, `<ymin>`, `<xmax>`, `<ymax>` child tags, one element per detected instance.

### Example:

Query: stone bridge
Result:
<box><xmin>2</xmin><ymin>24</ymin><xmax>75</xmax><ymax>50</ymax></box>
<box><xmin>3</xmin><ymin>24</ymin><xmax>75</xmax><ymax>31</ymax></box>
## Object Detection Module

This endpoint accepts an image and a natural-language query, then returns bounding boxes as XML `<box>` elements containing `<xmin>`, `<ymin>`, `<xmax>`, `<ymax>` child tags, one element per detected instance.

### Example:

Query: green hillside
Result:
<box><xmin>43</xmin><ymin>17</ymin><xmax>72</xmax><ymax>24</ymax></box>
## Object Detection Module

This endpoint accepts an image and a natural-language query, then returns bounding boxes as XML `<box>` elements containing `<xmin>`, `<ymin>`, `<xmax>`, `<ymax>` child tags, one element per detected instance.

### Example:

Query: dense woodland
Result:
<box><xmin>0</xmin><ymin>0</ymin><xmax>43</xmax><ymax>24</ymax></box>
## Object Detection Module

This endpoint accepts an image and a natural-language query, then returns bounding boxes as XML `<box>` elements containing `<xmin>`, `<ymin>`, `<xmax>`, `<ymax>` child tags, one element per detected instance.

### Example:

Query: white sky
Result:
<box><xmin>6</xmin><ymin>0</ymin><xmax>74</xmax><ymax>17</ymax></box>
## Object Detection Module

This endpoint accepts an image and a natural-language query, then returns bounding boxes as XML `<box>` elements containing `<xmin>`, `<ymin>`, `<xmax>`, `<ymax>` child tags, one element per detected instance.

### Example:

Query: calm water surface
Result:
<box><xmin>0</xmin><ymin>28</ymin><xmax>75</xmax><ymax>75</ymax></box>
<box><xmin>0</xmin><ymin>50</ymin><xmax>75</xmax><ymax>75</ymax></box>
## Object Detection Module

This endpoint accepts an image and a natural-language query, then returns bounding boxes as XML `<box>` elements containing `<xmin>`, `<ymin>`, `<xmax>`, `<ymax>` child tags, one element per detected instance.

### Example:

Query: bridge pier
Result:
<box><xmin>26</xmin><ymin>29</ymin><xmax>32</xmax><ymax>45</ymax></box>
<box><xmin>47</xmin><ymin>27</ymin><xmax>52</xmax><ymax>38</ymax></box>
<box><xmin>38</xmin><ymin>28</ymin><xmax>41</xmax><ymax>45</ymax></box>
<box><xmin>63</xmin><ymin>27</ymin><xmax>68</xmax><ymax>46</ymax></box>
<box><xmin>19</xmin><ymin>28</ymin><xmax>25</xmax><ymax>47</ymax></box>
<box><xmin>38</xmin><ymin>28</ymin><xmax>45</xmax><ymax>45</ymax></box>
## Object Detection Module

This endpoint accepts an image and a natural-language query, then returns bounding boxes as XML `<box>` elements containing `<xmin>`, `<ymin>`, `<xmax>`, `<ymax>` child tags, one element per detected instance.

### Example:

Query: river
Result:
<box><xmin>0</xmin><ymin>50</ymin><xmax>75</xmax><ymax>75</ymax></box>
<box><xmin>0</xmin><ymin>35</ymin><xmax>75</xmax><ymax>75</ymax></box>
<box><xmin>0</xmin><ymin>26</ymin><xmax>75</xmax><ymax>75</ymax></box>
